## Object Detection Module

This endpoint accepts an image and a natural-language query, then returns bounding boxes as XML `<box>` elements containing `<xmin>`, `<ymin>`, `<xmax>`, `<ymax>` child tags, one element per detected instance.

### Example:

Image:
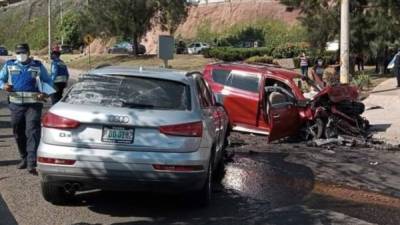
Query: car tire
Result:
<box><xmin>308</xmin><ymin>118</ymin><xmax>324</xmax><ymax>140</ymax></box>
<box><xmin>196</xmin><ymin>158</ymin><xmax>213</xmax><ymax>207</ymax></box>
<box><xmin>41</xmin><ymin>182</ymin><xmax>74</xmax><ymax>205</ymax></box>
<box><xmin>213</xmin><ymin>151</ymin><xmax>225</xmax><ymax>183</ymax></box>
<box><xmin>325</xmin><ymin>124</ymin><xmax>338</xmax><ymax>138</ymax></box>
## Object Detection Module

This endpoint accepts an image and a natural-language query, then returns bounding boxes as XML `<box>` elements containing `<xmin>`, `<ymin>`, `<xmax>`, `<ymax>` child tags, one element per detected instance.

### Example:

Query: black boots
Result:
<box><xmin>17</xmin><ymin>160</ymin><xmax>27</xmax><ymax>169</ymax></box>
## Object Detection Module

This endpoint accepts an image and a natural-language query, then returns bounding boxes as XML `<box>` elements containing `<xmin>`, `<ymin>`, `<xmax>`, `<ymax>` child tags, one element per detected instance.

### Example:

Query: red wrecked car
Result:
<box><xmin>203</xmin><ymin>62</ymin><xmax>369</xmax><ymax>142</ymax></box>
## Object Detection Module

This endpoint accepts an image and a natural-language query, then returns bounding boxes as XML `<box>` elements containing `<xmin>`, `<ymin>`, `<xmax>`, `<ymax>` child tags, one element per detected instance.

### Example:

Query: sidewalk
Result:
<box><xmin>363</xmin><ymin>77</ymin><xmax>400</xmax><ymax>144</ymax></box>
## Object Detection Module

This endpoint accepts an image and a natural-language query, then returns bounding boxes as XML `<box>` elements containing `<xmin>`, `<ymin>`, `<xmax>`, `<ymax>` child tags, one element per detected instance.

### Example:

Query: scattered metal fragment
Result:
<box><xmin>313</xmin><ymin>137</ymin><xmax>344</xmax><ymax>147</ymax></box>
<box><xmin>366</xmin><ymin>105</ymin><xmax>383</xmax><ymax>111</ymax></box>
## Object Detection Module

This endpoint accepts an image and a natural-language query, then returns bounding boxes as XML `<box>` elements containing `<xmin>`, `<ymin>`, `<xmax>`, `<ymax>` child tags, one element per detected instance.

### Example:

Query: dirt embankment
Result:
<box><xmin>176</xmin><ymin>0</ymin><xmax>300</xmax><ymax>39</ymax></box>
<box><xmin>88</xmin><ymin>0</ymin><xmax>300</xmax><ymax>54</ymax></box>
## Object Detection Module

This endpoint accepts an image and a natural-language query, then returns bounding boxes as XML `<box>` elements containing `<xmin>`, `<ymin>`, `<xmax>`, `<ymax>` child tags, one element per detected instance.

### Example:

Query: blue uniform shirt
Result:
<box><xmin>0</xmin><ymin>59</ymin><xmax>53</xmax><ymax>94</ymax></box>
<box><xmin>51</xmin><ymin>58</ymin><xmax>69</xmax><ymax>83</ymax></box>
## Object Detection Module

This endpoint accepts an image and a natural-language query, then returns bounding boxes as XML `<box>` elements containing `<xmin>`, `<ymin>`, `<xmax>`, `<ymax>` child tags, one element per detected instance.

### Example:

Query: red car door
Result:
<box><xmin>265</xmin><ymin>85</ymin><xmax>301</xmax><ymax>142</ymax></box>
<box><xmin>222</xmin><ymin>70</ymin><xmax>261</xmax><ymax>129</ymax></box>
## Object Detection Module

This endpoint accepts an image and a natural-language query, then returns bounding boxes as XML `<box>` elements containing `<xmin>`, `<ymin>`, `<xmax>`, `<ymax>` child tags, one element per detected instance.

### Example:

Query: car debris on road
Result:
<box><xmin>310</xmin><ymin>134</ymin><xmax>400</xmax><ymax>151</ymax></box>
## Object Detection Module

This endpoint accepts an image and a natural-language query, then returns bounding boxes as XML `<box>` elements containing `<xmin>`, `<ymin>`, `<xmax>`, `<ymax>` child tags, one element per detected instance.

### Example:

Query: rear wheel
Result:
<box><xmin>41</xmin><ymin>182</ymin><xmax>74</xmax><ymax>205</ymax></box>
<box><xmin>196</xmin><ymin>159</ymin><xmax>213</xmax><ymax>207</ymax></box>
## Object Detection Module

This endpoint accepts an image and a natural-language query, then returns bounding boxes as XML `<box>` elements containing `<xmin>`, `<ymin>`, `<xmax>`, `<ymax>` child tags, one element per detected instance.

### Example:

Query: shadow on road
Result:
<box><xmin>0</xmin><ymin>194</ymin><xmax>18</xmax><ymax>225</ymax></box>
<box><xmin>67</xmin><ymin>153</ymin><xmax>315</xmax><ymax>225</ymax></box>
<box><xmin>0</xmin><ymin>160</ymin><xmax>19</xmax><ymax>167</ymax></box>
<box><xmin>0</xmin><ymin>135</ymin><xmax>13</xmax><ymax>139</ymax></box>
<box><xmin>369</xmin><ymin>123</ymin><xmax>391</xmax><ymax>132</ymax></box>
<box><xmin>307</xmin><ymin>191</ymin><xmax>400</xmax><ymax>225</ymax></box>
<box><xmin>0</xmin><ymin>121</ymin><xmax>10</xmax><ymax>129</ymax></box>
<box><xmin>371</xmin><ymin>88</ymin><xmax>399</xmax><ymax>94</ymax></box>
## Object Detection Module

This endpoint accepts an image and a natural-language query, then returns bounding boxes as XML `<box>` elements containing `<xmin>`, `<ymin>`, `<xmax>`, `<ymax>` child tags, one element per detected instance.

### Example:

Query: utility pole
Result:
<box><xmin>340</xmin><ymin>0</ymin><xmax>350</xmax><ymax>84</ymax></box>
<box><xmin>48</xmin><ymin>0</ymin><xmax>51</xmax><ymax>58</ymax></box>
<box><xmin>60</xmin><ymin>0</ymin><xmax>63</xmax><ymax>45</ymax></box>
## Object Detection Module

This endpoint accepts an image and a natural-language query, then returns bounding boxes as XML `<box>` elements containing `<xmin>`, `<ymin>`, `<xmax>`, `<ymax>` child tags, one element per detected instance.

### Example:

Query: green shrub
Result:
<box><xmin>271</xmin><ymin>42</ymin><xmax>310</xmax><ymax>58</ymax></box>
<box><xmin>245</xmin><ymin>55</ymin><xmax>275</xmax><ymax>64</ymax></box>
<box><xmin>203</xmin><ymin>47</ymin><xmax>273</xmax><ymax>61</ymax></box>
<box><xmin>352</xmin><ymin>73</ymin><xmax>371</xmax><ymax>90</ymax></box>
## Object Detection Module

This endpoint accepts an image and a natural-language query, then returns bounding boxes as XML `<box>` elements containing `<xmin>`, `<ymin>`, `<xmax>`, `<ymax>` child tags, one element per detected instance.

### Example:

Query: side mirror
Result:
<box><xmin>264</xmin><ymin>86</ymin><xmax>276</xmax><ymax>94</ymax></box>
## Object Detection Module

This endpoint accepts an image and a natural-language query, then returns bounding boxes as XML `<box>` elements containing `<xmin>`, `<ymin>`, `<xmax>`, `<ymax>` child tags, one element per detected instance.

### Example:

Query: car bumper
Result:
<box><xmin>37</xmin><ymin>142</ymin><xmax>210</xmax><ymax>192</ymax></box>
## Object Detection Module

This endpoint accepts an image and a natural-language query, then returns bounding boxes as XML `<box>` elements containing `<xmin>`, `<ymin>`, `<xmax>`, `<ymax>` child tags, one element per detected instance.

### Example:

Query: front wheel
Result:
<box><xmin>307</xmin><ymin>118</ymin><xmax>325</xmax><ymax>140</ymax></box>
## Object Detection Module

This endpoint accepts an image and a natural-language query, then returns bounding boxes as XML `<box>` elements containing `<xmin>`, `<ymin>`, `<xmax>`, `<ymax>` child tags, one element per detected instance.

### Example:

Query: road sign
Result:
<box><xmin>158</xmin><ymin>35</ymin><xmax>174</xmax><ymax>68</ymax></box>
<box><xmin>84</xmin><ymin>34</ymin><xmax>95</xmax><ymax>45</ymax></box>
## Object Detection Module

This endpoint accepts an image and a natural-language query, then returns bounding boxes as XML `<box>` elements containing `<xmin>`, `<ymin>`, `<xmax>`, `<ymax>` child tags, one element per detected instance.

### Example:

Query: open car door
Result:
<box><xmin>265</xmin><ymin>86</ymin><xmax>301</xmax><ymax>142</ymax></box>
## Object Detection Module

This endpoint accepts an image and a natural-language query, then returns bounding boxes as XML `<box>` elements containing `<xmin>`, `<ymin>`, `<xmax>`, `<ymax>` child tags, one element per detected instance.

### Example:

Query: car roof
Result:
<box><xmin>87</xmin><ymin>66</ymin><xmax>193</xmax><ymax>84</ymax></box>
<box><xmin>210</xmin><ymin>62</ymin><xmax>300</xmax><ymax>80</ymax></box>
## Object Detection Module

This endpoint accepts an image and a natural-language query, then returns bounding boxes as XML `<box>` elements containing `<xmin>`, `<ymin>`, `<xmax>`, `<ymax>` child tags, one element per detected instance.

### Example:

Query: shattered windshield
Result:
<box><xmin>63</xmin><ymin>75</ymin><xmax>190</xmax><ymax>110</ymax></box>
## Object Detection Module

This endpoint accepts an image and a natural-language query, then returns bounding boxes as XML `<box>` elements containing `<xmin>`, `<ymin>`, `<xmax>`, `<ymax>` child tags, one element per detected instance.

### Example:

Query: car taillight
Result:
<box><xmin>159</xmin><ymin>121</ymin><xmax>203</xmax><ymax>137</ymax></box>
<box><xmin>38</xmin><ymin>157</ymin><xmax>76</xmax><ymax>165</ymax></box>
<box><xmin>42</xmin><ymin>112</ymin><xmax>80</xmax><ymax>129</ymax></box>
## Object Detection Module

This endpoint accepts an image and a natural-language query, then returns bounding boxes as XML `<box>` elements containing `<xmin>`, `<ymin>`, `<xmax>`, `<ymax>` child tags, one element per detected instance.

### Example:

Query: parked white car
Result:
<box><xmin>187</xmin><ymin>42</ymin><xmax>210</xmax><ymax>54</ymax></box>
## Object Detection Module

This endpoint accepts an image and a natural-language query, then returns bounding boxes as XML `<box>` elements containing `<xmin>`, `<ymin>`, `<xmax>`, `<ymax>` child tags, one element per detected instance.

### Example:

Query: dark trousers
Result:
<box><xmin>397</xmin><ymin>74</ymin><xmax>400</xmax><ymax>87</ymax></box>
<box><xmin>301</xmin><ymin>66</ymin><xmax>308</xmax><ymax>77</ymax></box>
<box><xmin>9</xmin><ymin>103</ymin><xmax>42</xmax><ymax>168</ymax></box>
<box><xmin>51</xmin><ymin>82</ymin><xmax>67</xmax><ymax>105</ymax></box>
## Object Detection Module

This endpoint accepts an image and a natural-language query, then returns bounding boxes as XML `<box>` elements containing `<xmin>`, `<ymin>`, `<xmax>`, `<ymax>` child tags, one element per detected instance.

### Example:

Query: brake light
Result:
<box><xmin>42</xmin><ymin>112</ymin><xmax>80</xmax><ymax>129</ymax></box>
<box><xmin>153</xmin><ymin>164</ymin><xmax>204</xmax><ymax>172</ymax></box>
<box><xmin>38</xmin><ymin>157</ymin><xmax>76</xmax><ymax>165</ymax></box>
<box><xmin>159</xmin><ymin>121</ymin><xmax>203</xmax><ymax>137</ymax></box>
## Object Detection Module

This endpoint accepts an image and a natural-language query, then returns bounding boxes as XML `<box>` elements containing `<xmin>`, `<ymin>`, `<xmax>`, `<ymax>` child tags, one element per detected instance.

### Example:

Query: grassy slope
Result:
<box><xmin>61</xmin><ymin>54</ymin><xmax>217</xmax><ymax>71</ymax></box>
<box><xmin>0</xmin><ymin>0</ymin><xmax>78</xmax><ymax>50</ymax></box>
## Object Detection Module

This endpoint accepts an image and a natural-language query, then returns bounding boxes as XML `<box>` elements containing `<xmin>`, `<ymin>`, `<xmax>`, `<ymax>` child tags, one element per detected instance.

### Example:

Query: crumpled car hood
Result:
<box><xmin>313</xmin><ymin>84</ymin><xmax>359</xmax><ymax>102</ymax></box>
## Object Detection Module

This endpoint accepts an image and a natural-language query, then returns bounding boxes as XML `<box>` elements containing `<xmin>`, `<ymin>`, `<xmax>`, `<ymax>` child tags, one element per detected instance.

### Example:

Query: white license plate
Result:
<box><xmin>102</xmin><ymin>126</ymin><xmax>134</xmax><ymax>144</ymax></box>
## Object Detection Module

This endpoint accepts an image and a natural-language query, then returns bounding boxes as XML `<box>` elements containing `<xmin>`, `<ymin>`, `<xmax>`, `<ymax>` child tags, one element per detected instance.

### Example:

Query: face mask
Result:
<box><xmin>318</xmin><ymin>61</ymin><xmax>323</xmax><ymax>66</ymax></box>
<box><xmin>16</xmin><ymin>54</ymin><xmax>28</xmax><ymax>63</ymax></box>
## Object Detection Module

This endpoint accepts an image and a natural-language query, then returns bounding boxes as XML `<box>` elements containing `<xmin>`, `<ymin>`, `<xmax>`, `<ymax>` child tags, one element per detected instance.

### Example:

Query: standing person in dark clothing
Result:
<box><xmin>50</xmin><ymin>50</ymin><xmax>69</xmax><ymax>104</ymax></box>
<box><xmin>299</xmin><ymin>52</ymin><xmax>309</xmax><ymax>78</ymax></box>
<box><xmin>393</xmin><ymin>49</ymin><xmax>400</xmax><ymax>88</ymax></box>
<box><xmin>0</xmin><ymin>43</ymin><xmax>53</xmax><ymax>174</ymax></box>
<box><xmin>355</xmin><ymin>53</ymin><xmax>364</xmax><ymax>72</ymax></box>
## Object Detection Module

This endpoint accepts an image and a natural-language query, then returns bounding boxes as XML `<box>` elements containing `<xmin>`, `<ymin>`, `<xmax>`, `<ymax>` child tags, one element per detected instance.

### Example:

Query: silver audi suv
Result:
<box><xmin>37</xmin><ymin>66</ymin><xmax>229</xmax><ymax>206</ymax></box>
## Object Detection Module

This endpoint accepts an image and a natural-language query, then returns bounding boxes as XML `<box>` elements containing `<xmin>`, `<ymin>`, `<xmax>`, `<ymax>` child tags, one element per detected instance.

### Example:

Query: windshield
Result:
<box><xmin>63</xmin><ymin>75</ymin><xmax>191</xmax><ymax>110</ymax></box>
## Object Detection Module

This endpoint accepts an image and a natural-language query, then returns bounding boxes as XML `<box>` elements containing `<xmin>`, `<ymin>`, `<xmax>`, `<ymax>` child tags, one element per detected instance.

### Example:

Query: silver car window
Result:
<box><xmin>64</xmin><ymin>76</ymin><xmax>191</xmax><ymax>110</ymax></box>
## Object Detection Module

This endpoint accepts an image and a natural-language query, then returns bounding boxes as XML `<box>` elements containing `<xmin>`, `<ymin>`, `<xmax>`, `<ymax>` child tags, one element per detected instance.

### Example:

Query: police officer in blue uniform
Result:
<box><xmin>0</xmin><ymin>43</ymin><xmax>53</xmax><ymax>174</ymax></box>
<box><xmin>50</xmin><ymin>50</ymin><xmax>69</xmax><ymax>104</ymax></box>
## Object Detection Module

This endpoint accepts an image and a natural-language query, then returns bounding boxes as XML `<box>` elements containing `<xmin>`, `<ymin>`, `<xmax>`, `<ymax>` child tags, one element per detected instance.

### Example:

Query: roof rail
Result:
<box><xmin>186</xmin><ymin>71</ymin><xmax>202</xmax><ymax>77</ymax></box>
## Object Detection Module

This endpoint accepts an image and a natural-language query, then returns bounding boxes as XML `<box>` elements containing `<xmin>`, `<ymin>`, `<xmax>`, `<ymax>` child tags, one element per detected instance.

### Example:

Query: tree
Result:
<box><xmin>56</xmin><ymin>11</ymin><xmax>87</xmax><ymax>48</ymax></box>
<box><xmin>280</xmin><ymin>0</ymin><xmax>339</xmax><ymax>52</ymax></box>
<box><xmin>85</xmin><ymin>0</ymin><xmax>188</xmax><ymax>55</ymax></box>
<box><xmin>280</xmin><ymin>0</ymin><xmax>400</xmax><ymax>70</ymax></box>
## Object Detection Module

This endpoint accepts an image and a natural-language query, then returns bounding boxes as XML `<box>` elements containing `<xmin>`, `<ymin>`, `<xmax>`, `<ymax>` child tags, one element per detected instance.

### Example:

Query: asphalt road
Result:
<box><xmin>1</xmin><ymin>58</ymin><xmax>400</xmax><ymax>225</ymax></box>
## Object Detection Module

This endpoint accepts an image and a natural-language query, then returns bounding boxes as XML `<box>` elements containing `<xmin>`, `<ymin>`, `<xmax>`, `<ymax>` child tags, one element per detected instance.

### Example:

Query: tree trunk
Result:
<box><xmin>131</xmin><ymin>33</ymin><xmax>139</xmax><ymax>56</ymax></box>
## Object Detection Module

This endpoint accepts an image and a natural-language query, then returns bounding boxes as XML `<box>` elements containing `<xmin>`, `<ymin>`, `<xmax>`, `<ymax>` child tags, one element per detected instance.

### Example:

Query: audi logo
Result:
<box><xmin>108</xmin><ymin>115</ymin><xmax>129</xmax><ymax>123</ymax></box>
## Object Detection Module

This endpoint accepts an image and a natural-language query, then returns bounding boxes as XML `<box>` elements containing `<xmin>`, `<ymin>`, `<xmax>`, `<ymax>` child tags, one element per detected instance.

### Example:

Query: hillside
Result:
<box><xmin>143</xmin><ymin>0</ymin><xmax>300</xmax><ymax>54</ymax></box>
<box><xmin>0</xmin><ymin>0</ymin><xmax>300</xmax><ymax>54</ymax></box>
<box><xmin>176</xmin><ymin>0</ymin><xmax>299</xmax><ymax>39</ymax></box>
<box><xmin>0</xmin><ymin>0</ymin><xmax>83</xmax><ymax>50</ymax></box>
